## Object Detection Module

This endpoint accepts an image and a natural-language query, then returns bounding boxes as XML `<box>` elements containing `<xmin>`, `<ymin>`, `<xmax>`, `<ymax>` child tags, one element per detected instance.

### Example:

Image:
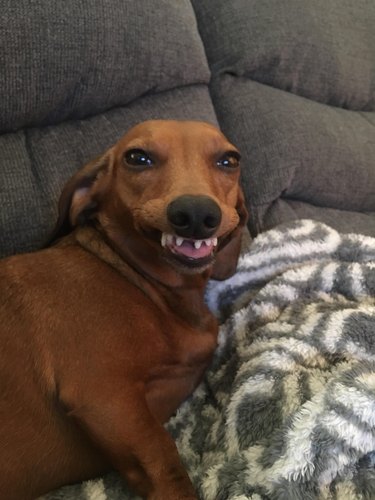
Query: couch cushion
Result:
<box><xmin>1</xmin><ymin>0</ymin><xmax>210</xmax><ymax>133</ymax></box>
<box><xmin>0</xmin><ymin>0</ymin><xmax>217</xmax><ymax>257</ymax></box>
<box><xmin>193</xmin><ymin>0</ymin><xmax>375</xmax><ymax>236</ymax></box>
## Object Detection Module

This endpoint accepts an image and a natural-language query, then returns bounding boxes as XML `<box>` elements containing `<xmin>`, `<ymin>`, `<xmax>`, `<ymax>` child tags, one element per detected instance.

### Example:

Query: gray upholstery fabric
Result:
<box><xmin>259</xmin><ymin>200</ymin><xmax>375</xmax><ymax>237</ymax></box>
<box><xmin>1</xmin><ymin>0</ymin><xmax>210</xmax><ymax>132</ymax></box>
<box><xmin>192</xmin><ymin>0</ymin><xmax>375</xmax><ymax>236</ymax></box>
<box><xmin>193</xmin><ymin>0</ymin><xmax>375</xmax><ymax>109</ymax></box>
<box><xmin>210</xmin><ymin>76</ymin><xmax>375</xmax><ymax>234</ymax></box>
<box><xmin>0</xmin><ymin>1</ymin><xmax>216</xmax><ymax>257</ymax></box>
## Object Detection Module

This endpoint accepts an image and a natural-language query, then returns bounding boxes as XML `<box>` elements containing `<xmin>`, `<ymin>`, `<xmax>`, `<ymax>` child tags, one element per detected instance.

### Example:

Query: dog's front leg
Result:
<box><xmin>64</xmin><ymin>386</ymin><xmax>197</xmax><ymax>500</ymax></box>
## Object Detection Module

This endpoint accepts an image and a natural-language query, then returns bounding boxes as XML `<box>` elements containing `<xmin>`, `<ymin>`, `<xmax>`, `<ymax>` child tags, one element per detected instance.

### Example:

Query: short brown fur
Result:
<box><xmin>0</xmin><ymin>120</ymin><xmax>247</xmax><ymax>499</ymax></box>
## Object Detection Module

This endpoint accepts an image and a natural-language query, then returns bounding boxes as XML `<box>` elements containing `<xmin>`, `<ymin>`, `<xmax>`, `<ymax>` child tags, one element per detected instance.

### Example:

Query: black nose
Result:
<box><xmin>167</xmin><ymin>195</ymin><xmax>222</xmax><ymax>239</ymax></box>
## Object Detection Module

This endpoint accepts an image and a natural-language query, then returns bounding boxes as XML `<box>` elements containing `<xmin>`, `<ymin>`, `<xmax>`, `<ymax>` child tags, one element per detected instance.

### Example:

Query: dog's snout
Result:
<box><xmin>167</xmin><ymin>195</ymin><xmax>222</xmax><ymax>239</ymax></box>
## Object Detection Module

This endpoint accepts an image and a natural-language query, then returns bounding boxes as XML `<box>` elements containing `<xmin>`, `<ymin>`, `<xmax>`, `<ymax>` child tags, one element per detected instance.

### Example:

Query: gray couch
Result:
<box><xmin>1</xmin><ymin>0</ymin><xmax>375</xmax><ymax>259</ymax></box>
<box><xmin>2</xmin><ymin>2</ymin><xmax>375</xmax><ymax>499</ymax></box>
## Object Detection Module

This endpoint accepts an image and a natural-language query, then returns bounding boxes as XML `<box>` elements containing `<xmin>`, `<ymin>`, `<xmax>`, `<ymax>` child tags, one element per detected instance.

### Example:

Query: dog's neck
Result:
<box><xmin>71</xmin><ymin>226</ymin><xmax>213</xmax><ymax>329</ymax></box>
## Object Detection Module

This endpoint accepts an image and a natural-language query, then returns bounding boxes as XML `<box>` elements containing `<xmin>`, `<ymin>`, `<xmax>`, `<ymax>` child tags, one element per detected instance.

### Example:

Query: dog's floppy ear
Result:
<box><xmin>211</xmin><ymin>187</ymin><xmax>248</xmax><ymax>281</ymax></box>
<box><xmin>48</xmin><ymin>150</ymin><xmax>114</xmax><ymax>244</ymax></box>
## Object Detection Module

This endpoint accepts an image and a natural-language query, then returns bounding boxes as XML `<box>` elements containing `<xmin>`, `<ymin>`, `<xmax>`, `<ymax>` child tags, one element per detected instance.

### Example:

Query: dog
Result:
<box><xmin>0</xmin><ymin>120</ymin><xmax>247</xmax><ymax>500</ymax></box>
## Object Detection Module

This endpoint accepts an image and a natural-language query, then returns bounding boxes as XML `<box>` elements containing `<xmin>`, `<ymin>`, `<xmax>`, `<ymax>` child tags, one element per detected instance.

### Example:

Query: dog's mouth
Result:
<box><xmin>160</xmin><ymin>232</ymin><xmax>218</xmax><ymax>268</ymax></box>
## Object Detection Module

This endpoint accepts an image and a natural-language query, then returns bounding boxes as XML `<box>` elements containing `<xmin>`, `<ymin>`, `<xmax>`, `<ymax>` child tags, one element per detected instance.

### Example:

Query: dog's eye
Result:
<box><xmin>124</xmin><ymin>149</ymin><xmax>154</xmax><ymax>168</ymax></box>
<box><xmin>216</xmin><ymin>151</ymin><xmax>241</xmax><ymax>170</ymax></box>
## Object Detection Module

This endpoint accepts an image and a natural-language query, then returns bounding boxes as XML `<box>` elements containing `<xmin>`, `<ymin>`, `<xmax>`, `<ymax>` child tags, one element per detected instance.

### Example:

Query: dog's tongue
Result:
<box><xmin>173</xmin><ymin>240</ymin><xmax>213</xmax><ymax>259</ymax></box>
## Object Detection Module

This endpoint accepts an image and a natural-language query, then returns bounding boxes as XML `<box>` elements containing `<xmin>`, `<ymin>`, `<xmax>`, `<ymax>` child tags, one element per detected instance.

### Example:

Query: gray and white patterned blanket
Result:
<box><xmin>44</xmin><ymin>220</ymin><xmax>375</xmax><ymax>500</ymax></box>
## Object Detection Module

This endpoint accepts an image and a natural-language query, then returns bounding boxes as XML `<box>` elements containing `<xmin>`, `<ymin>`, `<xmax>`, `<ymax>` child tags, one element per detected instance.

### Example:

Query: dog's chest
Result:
<box><xmin>145</xmin><ymin>323</ymin><xmax>217</xmax><ymax>422</ymax></box>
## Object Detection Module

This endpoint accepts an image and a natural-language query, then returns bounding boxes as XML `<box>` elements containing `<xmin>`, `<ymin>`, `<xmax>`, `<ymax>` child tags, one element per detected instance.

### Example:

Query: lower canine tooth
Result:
<box><xmin>194</xmin><ymin>240</ymin><xmax>203</xmax><ymax>249</ymax></box>
<box><xmin>175</xmin><ymin>237</ymin><xmax>184</xmax><ymax>247</ymax></box>
<box><xmin>213</xmin><ymin>237</ymin><xmax>218</xmax><ymax>247</ymax></box>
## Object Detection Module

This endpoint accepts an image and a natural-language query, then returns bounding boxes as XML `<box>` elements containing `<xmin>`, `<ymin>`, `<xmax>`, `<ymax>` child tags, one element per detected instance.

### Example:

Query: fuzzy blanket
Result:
<box><xmin>43</xmin><ymin>219</ymin><xmax>375</xmax><ymax>500</ymax></box>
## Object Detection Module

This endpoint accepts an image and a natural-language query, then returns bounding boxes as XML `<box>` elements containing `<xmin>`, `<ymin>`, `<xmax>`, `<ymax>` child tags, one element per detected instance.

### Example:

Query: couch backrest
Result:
<box><xmin>193</xmin><ymin>0</ymin><xmax>375</xmax><ymax>236</ymax></box>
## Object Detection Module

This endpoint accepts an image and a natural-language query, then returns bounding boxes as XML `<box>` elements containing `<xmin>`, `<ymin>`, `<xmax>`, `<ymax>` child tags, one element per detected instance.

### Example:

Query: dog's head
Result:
<box><xmin>52</xmin><ymin>120</ymin><xmax>248</xmax><ymax>282</ymax></box>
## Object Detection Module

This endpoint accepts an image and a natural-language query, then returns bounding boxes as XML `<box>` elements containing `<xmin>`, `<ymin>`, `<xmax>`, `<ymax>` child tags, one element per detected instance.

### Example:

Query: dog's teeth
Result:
<box><xmin>203</xmin><ymin>238</ymin><xmax>218</xmax><ymax>247</ymax></box>
<box><xmin>161</xmin><ymin>233</ymin><xmax>175</xmax><ymax>247</ymax></box>
<box><xmin>163</xmin><ymin>234</ymin><xmax>217</xmax><ymax>250</ymax></box>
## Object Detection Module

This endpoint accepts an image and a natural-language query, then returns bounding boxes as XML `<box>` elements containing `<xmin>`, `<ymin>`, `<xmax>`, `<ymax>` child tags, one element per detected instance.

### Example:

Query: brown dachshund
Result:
<box><xmin>0</xmin><ymin>120</ymin><xmax>247</xmax><ymax>500</ymax></box>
